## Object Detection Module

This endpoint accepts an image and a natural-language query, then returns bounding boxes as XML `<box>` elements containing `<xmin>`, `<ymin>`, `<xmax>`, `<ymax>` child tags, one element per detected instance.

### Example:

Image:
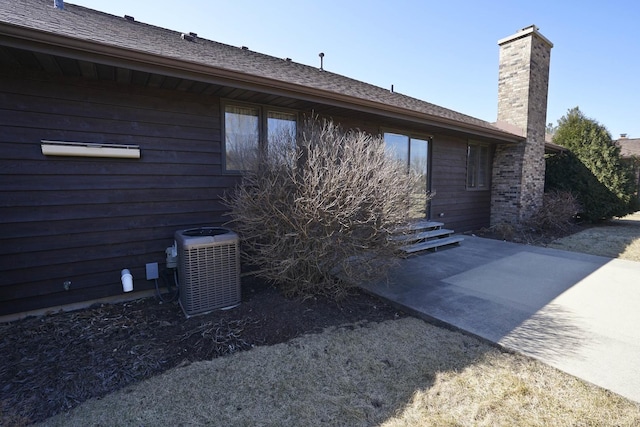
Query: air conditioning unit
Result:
<box><xmin>175</xmin><ymin>227</ymin><xmax>241</xmax><ymax>317</ymax></box>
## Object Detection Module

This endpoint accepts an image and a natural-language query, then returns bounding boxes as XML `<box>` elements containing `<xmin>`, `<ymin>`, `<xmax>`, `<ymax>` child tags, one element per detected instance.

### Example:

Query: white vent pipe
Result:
<box><xmin>121</xmin><ymin>269</ymin><xmax>133</xmax><ymax>292</ymax></box>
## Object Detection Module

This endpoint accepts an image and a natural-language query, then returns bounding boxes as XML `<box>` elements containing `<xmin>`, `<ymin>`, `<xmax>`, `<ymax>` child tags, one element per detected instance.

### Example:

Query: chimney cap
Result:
<box><xmin>498</xmin><ymin>24</ymin><xmax>553</xmax><ymax>48</ymax></box>
<box><xmin>620</xmin><ymin>133</ymin><xmax>628</xmax><ymax>139</ymax></box>
<box><xmin>520</xmin><ymin>25</ymin><xmax>539</xmax><ymax>32</ymax></box>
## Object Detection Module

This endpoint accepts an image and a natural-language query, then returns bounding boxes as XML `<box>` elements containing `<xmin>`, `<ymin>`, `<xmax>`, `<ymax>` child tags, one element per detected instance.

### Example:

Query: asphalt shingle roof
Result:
<box><xmin>0</xmin><ymin>0</ymin><xmax>514</xmax><ymax>137</ymax></box>
<box><xmin>616</xmin><ymin>139</ymin><xmax>640</xmax><ymax>158</ymax></box>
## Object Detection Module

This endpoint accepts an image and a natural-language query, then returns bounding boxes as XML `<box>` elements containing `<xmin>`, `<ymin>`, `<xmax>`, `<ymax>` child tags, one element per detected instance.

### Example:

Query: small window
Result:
<box><xmin>224</xmin><ymin>104</ymin><xmax>297</xmax><ymax>171</ymax></box>
<box><xmin>267</xmin><ymin>111</ymin><xmax>297</xmax><ymax>164</ymax></box>
<box><xmin>467</xmin><ymin>142</ymin><xmax>490</xmax><ymax>190</ymax></box>
<box><xmin>225</xmin><ymin>105</ymin><xmax>259</xmax><ymax>171</ymax></box>
<box><xmin>384</xmin><ymin>132</ymin><xmax>409</xmax><ymax>167</ymax></box>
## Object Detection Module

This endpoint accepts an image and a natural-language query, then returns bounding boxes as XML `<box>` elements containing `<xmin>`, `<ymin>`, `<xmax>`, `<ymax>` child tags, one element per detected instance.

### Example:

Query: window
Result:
<box><xmin>224</xmin><ymin>103</ymin><xmax>296</xmax><ymax>171</ymax></box>
<box><xmin>267</xmin><ymin>111</ymin><xmax>297</xmax><ymax>164</ymax></box>
<box><xmin>384</xmin><ymin>132</ymin><xmax>430</xmax><ymax>218</ymax></box>
<box><xmin>225</xmin><ymin>105</ymin><xmax>259</xmax><ymax>171</ymax></box>
<box><xmin>466</xmin><ymin>141</ymin><xmax>490</xmax><ymax>190</ymax></box>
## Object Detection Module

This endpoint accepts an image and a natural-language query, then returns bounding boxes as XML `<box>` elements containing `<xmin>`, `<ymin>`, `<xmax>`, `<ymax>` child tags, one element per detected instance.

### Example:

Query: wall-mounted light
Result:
<box><xmin>41</xmin><ymin>140</ymin><xmax>140</xmax><ymax>159</ymax></box>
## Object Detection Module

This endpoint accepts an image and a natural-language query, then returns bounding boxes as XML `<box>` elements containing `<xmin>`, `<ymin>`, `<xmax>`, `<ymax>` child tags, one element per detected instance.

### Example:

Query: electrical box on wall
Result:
<box><xmin>146</xmin><ymin>262</ymin><xmax>159</xmax><ymax>280</ymax></box>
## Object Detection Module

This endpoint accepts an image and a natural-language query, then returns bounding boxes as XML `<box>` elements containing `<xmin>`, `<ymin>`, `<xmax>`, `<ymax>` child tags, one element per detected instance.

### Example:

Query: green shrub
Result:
<box><xmin>545</xmin><ymin>152</ymin><xmax>623</xmax><ymax>221</ymax></box>
<box><xmin>546</xmin><ymin>108</ymin><xmax>637</xmax><ymax>221</ymax></box>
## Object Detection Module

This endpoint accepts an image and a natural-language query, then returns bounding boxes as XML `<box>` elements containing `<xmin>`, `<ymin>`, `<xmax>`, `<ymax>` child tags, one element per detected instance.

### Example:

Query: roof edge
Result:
<box><xmin>0</xmin><ymin>21</ymin><xmax>522</xmax><ymax>142</ymax></box>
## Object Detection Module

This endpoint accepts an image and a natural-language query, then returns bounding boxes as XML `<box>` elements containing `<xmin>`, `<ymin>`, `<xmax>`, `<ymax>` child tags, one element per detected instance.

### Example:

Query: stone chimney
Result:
<box><xmin>491</xmin><ymin>25</ymin><xmax>553</xmax><ymax>225</ymax></box>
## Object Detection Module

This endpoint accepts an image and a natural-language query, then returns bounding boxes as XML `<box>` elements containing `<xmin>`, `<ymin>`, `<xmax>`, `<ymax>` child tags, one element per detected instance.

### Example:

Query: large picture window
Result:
<box><xmin>224</xmin><ymin>103</ymin><xmax>297</xmax><ymax>171</ymax></box>
<box><xmin>466</xmin><ymin>141</ymin><xmax>490</xmax><ymax>190</ymax></box>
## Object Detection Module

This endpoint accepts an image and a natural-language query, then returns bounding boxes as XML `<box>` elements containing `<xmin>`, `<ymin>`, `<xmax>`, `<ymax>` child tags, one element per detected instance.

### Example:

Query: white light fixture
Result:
<box><xmin>41</xmin><ymin>140</ymin><xmax>140</xmax><ymax>159</ymax></box>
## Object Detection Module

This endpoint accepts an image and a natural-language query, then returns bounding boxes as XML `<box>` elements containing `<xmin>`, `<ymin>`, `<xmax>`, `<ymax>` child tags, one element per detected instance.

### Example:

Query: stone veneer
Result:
<box><xmin>491</xmin><ymin>26</ymin><xmax>553</xmax><ymax>225</ymax></box>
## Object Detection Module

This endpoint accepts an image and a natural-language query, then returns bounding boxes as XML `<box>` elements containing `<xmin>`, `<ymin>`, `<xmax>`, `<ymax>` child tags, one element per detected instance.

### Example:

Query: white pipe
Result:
<box><xmin>121</xmin><ymin>269</ymin><xmax>133</xmax><ymax>292</ymax></box>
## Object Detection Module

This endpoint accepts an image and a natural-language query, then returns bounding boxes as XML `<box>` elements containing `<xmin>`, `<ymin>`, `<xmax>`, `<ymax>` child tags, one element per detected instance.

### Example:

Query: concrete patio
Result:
<box><xmin>362</xmin><ymin>236</ymin><xmax>640</xmax><ymax>403</ymax></box>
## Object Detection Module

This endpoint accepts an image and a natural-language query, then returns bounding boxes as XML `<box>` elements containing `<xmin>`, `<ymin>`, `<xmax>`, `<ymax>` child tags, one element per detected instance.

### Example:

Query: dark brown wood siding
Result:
<box><xmin>307</xmin><ymin>114</ymin><xmax>494</xmax><ymax>233</ymax></box>
<box><xmin>0</xmin><ymin>73</ymin><xmax>237</xmax><ymax>315</ymax></box>
<box><xmin>430</xmin><ymin>134</ymin><xmax>493</xmax><ymax>232</ymax></box>
<box><xmin>0</xmin><ymin>70</ymin><xmax>496</xmax><ymax>317</ymax></box>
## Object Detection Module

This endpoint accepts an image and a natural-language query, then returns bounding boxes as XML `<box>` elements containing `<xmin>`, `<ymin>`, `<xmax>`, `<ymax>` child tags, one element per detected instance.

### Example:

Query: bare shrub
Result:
<box><xmin>224</xmin><ymin>117</ymin><xmax>424</xmax><ymax>299</ymax></box>
<box><xmin>488</xmin><ymin>222</ymin><xmax>516</xmax><ymax>240</ymax></box>
<box><xmin>529</xmin><ymin>190</ymin><xmax>581</xmax><ymax>232</ymax></box>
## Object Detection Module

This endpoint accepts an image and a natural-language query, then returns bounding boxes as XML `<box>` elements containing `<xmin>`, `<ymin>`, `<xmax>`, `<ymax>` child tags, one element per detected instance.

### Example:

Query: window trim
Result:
<box><xmin>466</xmin><ymin>140</ymin><xmax>492</xmax><ymax>191</ymax></box>
<box><xmin>222</xmin><ymin>100</ymin><xmax>298</xmax><ymax>173</ymax></box>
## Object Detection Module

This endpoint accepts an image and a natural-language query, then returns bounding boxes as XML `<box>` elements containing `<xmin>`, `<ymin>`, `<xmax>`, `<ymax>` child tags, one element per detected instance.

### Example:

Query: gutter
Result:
<box><xmin>0</xmin><ymin>22</ymin><xmax>523</xmax><ymax>143</ymax></box>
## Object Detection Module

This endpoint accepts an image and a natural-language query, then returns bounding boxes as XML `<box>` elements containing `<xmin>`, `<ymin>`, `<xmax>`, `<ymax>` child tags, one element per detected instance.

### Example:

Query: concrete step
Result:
<box><xmin>400</xmin><ymin>235</ymin><xmax>465</xmax><ymax>254</ymax></box>
<box><xmin>404</xmin><ymin>220</ymin><xmax>444</xmax><ymax>232</ymax></box>
<box><xmin>390</xmin><ymin>228</ymin><xmax>455</xmax><ymax>243</ymax></box>
<box><xmin>393</xmin><ymin>220</ymin><xmax>443</xmax><ymax>234</ymax></box>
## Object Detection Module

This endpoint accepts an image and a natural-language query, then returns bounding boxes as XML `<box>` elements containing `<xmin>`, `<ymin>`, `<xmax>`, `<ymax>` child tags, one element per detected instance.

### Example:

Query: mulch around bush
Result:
<box><xmin>0</xmin><ymin>276</ymin><xmax>404</xmax><ymax>425</ymax></box>
<box><xmin>468</xmin><ymin>222</ymin><xmax>586</xmax><ymax>246</ymax></box>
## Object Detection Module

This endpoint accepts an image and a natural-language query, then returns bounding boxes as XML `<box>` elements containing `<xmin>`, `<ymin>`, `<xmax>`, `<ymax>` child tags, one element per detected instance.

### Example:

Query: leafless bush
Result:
<box><xmin>487</xmin><ymin>222</ymin><xmax>516</xmax><ymax>241</ymax></box>
<box><xmin>224</xmin><ymin>117</ymin><xmax>424</xmax><ymax>299</ymax></box>
<box><xmin>529</xmin><ymin>190</ymin><xmax>581</xmax><ymax>233</ymax></box>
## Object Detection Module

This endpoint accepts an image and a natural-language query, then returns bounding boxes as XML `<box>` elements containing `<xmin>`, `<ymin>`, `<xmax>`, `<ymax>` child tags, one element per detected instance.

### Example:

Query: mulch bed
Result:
<box><xmin>0</xmin><ymin>276</ymin><xmax>404</xmax><ymax>425</ymax></box>
<box><xmin>467</xmin><ymin>222</ymin><xmax>586</xmax><ymax>246</ymax></box>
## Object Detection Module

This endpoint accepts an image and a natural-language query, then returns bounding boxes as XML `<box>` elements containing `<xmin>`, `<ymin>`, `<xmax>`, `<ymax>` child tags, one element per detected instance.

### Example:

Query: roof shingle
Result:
<box><xmin>0</xmin><ymin>0</ymin><xmax>514</xmax><ymax>137</ymax></box>
<box><xmin>616</xmin><ymin>139</ymin><xmax>640</xmax><ymax>158</ymax></box>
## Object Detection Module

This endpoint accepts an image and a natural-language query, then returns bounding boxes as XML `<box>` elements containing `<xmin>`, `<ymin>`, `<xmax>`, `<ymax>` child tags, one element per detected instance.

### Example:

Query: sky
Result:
<box><xmin>71</xmin><ymin>0</ymin><xmax>639</xmax><ymax>139</ymax></box>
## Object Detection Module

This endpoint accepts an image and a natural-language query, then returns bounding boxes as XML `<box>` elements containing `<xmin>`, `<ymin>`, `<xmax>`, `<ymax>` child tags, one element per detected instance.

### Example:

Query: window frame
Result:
<box><xmin>466</xmin><ymin>140</ymin><xmax>492</xmax><ymax>191</ymax></box>
<box><xmin>222</xmin><ymin>100</ymin><xmax>298</xmax><ymax>173</ymax></box>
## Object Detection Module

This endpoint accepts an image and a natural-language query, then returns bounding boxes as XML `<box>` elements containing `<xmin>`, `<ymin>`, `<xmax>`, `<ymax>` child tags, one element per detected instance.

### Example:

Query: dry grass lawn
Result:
<box><xmin>40</xmin><ymin>318</ymin><xmax>640</xmax><ymax>427</ymax></box>
<box><xmin>548</xmin><ymin>212</ymin><xmax>640</xmax><ymax>261</ymax></box>
<box><xmin>36</xmin><ymin>212</ymin><xmax>640</xmax><ymax>426</ymax></box>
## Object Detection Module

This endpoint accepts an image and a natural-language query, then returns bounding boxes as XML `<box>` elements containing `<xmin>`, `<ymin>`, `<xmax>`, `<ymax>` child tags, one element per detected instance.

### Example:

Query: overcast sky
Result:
<box><xmin>71</xmin><ymin>0</ymin><xmax>639</xmax><ymax>139</ymax></box>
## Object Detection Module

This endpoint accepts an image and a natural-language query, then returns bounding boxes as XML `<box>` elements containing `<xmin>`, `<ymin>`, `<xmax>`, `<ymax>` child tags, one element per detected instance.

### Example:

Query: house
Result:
<box><xmin>0</xmin><ymin>0</ymin><xmax>553</xmax><ymax>318</ymax></box>
<box><xmin>616</xmin><ymin>135</ymin><xmax>640</xmax><ymax>200</ymax></box>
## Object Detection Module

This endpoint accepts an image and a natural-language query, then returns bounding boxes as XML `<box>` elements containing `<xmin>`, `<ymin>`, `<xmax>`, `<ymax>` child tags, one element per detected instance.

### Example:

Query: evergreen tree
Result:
<box><xmin>546</xmin><ymin>107</ymin><xmax>637</xmax><ymax>220</ymax></box>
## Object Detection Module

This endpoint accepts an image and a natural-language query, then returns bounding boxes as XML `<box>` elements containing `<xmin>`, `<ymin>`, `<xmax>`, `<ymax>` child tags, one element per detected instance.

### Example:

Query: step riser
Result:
<box><xmin>401</xmin><ymin>236</ymin><xmax>464</xmax><ymax>254</ymax></box>
<box><xmin>390</xmin><ymin>228</ymin><xmax>455</xmax><ymax>243</ymax></box>
<box><xmin>392</xmin><ymin>220</ymin><xmax>463</xmax><ymax>255</ymax></box>
<box><xmin>394</xmin><ymin>220</ymin><xmax>444</xmax><ymax>234</ymax></box>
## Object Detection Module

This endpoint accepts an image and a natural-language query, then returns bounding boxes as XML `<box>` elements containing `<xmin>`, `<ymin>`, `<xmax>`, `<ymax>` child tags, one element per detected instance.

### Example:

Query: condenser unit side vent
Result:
<box><xmin>176</xmin><ymin>227</ymin><xmax>240</xmax><ymax>317</ymax></box>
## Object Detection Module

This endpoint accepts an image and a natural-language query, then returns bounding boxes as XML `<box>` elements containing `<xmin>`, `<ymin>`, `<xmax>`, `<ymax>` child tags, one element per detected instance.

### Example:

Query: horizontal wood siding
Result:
<box><xmin>0</xmin><ymin>70</ymin><xmax>498</xmax><ymax>316</ymax></box>
<box><xmin>430</xmin><ymin>135</ymin><xmax>492</xmax><ymax>232</ymax></box>
<box><xmin>312</xmin><ymin>114</ymin><xmax>493</xmax><ymax>232</ymax></box>
<box><xmin>0</xmin><ymin>74</ymin><xmax>237</xmax><ymax>315</ymax></box>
